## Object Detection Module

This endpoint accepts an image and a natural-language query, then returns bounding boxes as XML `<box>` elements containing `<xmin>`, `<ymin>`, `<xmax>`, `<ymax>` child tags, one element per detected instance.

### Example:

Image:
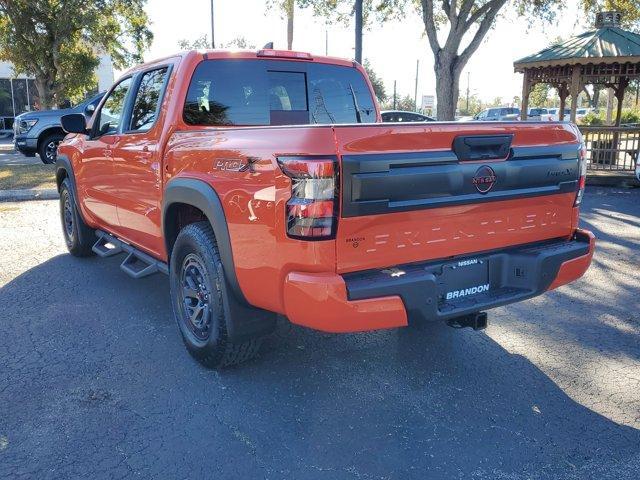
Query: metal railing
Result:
<box><xmin>579</xmin><ymin>126</ymin><xmax>640</xmax><ymax>172</ymax></box>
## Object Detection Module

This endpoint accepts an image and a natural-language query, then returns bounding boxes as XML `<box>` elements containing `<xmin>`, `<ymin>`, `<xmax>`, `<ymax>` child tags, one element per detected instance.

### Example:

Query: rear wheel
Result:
<box><xmin>59</xmin><ymin>178</ymin><xmax>96</xmax><ymax>257</ymax></box>
<box><xmin>169</xmin><ymin>221</ymin><xmax>261</xmax><ymax>368</ymax></box>
<box><xmin>39</xmin><ymin>133</ymin><xmax>64</xmax><ymax>164</ymax></box>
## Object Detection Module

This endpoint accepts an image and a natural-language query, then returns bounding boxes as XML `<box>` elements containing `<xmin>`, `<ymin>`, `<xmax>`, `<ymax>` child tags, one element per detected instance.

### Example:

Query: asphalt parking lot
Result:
<box><xmin>0</xmin><ymin>187</ymin><xmax>639</xmax><ymax>479</ymax></box>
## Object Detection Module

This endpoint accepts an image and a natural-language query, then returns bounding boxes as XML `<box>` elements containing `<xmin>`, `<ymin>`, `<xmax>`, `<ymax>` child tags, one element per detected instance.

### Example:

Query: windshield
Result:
<box><xmin>183</xmin><ymin>59</ymin><xmax>376</xmax><ymax>126</ymax></box>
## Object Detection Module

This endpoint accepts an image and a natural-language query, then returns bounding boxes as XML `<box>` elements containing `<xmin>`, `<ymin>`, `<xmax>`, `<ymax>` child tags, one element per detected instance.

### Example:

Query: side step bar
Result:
<box><xmin>92</xmin><ymin>230</ymin><xmax>168</xmax><ymax>279</ymax></box>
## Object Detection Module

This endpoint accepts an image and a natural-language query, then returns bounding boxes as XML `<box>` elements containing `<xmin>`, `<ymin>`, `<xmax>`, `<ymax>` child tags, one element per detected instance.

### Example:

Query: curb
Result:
<box><xmin>0</xmin><ymin>189</ymin><xmax>59</xmax><ymax>202</ymax></box>
<box><xmin>586</xmin><ymin>176</ymin><xmax>640</xmax><ymax>188</ymax></box>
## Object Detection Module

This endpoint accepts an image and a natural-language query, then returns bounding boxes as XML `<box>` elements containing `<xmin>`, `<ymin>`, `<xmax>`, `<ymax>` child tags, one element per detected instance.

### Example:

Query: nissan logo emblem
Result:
<box><xmin>473</xmin><ymin>165</ymin><xmax>497</xmax><ymax>193</ymax></box>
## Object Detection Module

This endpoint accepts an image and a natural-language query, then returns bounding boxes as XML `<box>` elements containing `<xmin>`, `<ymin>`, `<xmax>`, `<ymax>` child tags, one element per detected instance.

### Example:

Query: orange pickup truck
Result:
<box><xmin>56</xmin><ymin>49</ymin><xmax>594</xmax><ymax>368</ymax></box>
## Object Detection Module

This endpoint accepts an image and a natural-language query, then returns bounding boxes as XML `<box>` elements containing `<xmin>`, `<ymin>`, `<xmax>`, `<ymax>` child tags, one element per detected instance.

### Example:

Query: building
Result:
<box><xmin>0</xmin><ymin>54</ymin><xmax>114</xmax><ymax>132</ymax></box>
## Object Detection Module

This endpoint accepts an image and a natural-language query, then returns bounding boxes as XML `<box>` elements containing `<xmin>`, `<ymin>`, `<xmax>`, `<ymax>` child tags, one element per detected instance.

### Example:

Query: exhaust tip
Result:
<box><xmin>446</xmin><ymin>312</ymin><xmax>488</xmax><ymax>331</ymax></box>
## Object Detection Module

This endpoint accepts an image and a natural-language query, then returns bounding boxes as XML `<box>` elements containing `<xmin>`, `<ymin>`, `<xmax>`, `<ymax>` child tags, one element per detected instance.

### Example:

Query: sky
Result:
<box><xmin>136</xmin><ymin>0</ymin><xmax>592</xmax><ymax>105</ymax></box>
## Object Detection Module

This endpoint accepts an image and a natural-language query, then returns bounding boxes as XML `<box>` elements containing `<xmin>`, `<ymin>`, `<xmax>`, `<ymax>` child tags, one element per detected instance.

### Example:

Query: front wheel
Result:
<box><xmin>59</xmin><ymin>178</ymin><xmax>96</xmax><ymax>257</ymax></box>
<box><xmin>39</xmin><ymin>133</ymin><xmax>64</xmax><ymax>164</ymax></box>
<box><xmin>169</xmin><ymin>221</ymin><xmax>261</xmax><ymax>368</ymax></box>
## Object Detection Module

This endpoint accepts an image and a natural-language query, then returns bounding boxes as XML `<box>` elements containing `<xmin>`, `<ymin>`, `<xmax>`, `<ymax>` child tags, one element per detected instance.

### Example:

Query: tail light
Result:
<box><xmin>278</xmin><ymin>156</ymin><xmax>338</xmax><ymax>240</ymax></box>
<box><xmin>575</xmin><ymin>142</ymin><xmax>587</xmax><ymax>206</ymax></box>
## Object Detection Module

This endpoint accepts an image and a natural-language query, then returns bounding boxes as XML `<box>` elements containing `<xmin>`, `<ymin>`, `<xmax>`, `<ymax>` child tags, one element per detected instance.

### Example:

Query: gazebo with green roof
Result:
<box><xmin>514</xmin><ymin>11</ymin><xmax>640</xmax><ymax>124</ymax></box>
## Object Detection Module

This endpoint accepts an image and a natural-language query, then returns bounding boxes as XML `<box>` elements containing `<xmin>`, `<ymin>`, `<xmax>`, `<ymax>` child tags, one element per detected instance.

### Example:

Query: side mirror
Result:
<box><xmin>85</xmin><ymin>104</ymin><xmax>96</xmax><ymax>114</ymax></box>
<box><xmin>61</xmin><ymin>113</ymin><xmax>87</xmax><ymax>134</ymax></box>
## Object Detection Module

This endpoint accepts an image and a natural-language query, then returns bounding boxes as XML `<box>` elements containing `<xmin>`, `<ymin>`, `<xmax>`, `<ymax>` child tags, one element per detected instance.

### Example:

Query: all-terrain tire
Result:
<box><xmin>169</xmin><ymin>221</ymin><xmax>262</xmax><ymax>368</ymax></box>
<box><xmin>59</xmin><ymin>178</ymin><xmax>96</xmax><ymax>257</ymax></box>
<box><xmin>39</xmin><ymin>133</ymin><xmax>65</xmax><ymax>164</ymax></box>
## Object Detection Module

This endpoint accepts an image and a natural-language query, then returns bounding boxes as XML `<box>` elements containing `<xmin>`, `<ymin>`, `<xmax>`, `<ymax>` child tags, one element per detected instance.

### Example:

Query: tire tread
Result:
<box><xmin>171</xmin><ymin>221</ymin><xmax>261</xmax><ymax>368</ymax></box>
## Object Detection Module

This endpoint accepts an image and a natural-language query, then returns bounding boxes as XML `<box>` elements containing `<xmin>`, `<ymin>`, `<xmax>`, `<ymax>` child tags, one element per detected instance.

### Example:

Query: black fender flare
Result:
<box><xmin>162</xmin><ymin>177</ymin><xmax>248</xmax><ymax>305</ymax></box>
<box><xmin>55</xmin><ymin>154</ymin><xmax>77</xmax><ymax>195</ymax></box>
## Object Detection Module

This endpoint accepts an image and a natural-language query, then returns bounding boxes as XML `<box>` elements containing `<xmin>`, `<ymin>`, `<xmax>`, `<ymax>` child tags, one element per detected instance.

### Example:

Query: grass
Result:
<box><xmin>0</xmin><ymin>164</ymin><xmax>56</xmax><ymax>190</ymax></box>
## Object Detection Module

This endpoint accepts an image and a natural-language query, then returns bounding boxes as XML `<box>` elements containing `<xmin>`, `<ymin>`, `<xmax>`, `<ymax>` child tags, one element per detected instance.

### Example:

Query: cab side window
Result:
<box><xmin>96</xmin><ymin>78</ymin><xmax>132</xmax><ymax>136</ymax></box>
<box><xmin>130</xmin><ymin>68</ymin><xmax>169</xmax><ymax>131</ymax></box>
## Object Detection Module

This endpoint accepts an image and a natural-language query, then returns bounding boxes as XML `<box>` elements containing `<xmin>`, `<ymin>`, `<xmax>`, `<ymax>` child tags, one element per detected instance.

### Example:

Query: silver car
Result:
<box><xmin>473</xmin><ymin>107</ymin><xmax>521</xmax><ymax>121</ymax></box>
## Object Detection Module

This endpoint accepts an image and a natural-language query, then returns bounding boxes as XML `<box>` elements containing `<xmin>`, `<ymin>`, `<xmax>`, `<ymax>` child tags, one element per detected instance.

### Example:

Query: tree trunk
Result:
<box><xmin>582</xmin><ymin>86</ymin><xmax>592</xmax><ymax>107</ymax></box>
<box><xmin>592</xmin><ymin>86</ymin><xmax>600</xmax><ymax>109</ymax></box>
<box><xmin>34</xmin><ymin>75</ymin><xmax>56</xmax><ymax>110</ymax></box>
<box><xmin>434</xmin><ymin>52</ymin><xmax>460</xmax><ymax>121</ymax></box>
<box><xmin>286</xmin><ymin>0</ymin><xmax>294</xmax><ymax>50</ymax></box>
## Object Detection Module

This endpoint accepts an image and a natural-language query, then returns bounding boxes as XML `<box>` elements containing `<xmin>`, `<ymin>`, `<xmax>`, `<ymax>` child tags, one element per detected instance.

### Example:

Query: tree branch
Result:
<box><xmin>442</xmin><ymin>0</ymin><xmax>451</xmax><ymax>18</ymax></box>
<box><xmin>465</xmin><ymin>0</ymin><xmax>504</xmax><ymax>28</ymax></box>
<box><xmin>459</xmin><ymin>0</ymin><xmax>475</xmax><ymax>20</ymax></box>
<box><xmin>442</xmin><ymin>0</ymin><xmax>459</xmax><ymax>22</ymax></box>
<box><xmin>459</xmin><ymin>0</ymin><xmax>507</xmax><ymax>69</ymax></box>
<box><xmin>421</xmin><ymin>0</ymin><xmax>441</xmax><ymax>54</ymax></box>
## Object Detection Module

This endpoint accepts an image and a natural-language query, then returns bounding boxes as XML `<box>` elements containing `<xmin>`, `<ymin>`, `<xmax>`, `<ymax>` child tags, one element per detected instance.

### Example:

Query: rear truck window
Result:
<box><xmin>183</xmin><ymin>59</ymin><xmax>376</xmax><ymax>126</ymax></box>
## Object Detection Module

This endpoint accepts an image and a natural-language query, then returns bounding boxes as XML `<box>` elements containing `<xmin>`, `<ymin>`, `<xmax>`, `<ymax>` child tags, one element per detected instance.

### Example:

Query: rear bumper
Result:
<box><xmin>283</xmin><ymin>229</ymin><xmax>594</xmax><ymax>333</ymax></box>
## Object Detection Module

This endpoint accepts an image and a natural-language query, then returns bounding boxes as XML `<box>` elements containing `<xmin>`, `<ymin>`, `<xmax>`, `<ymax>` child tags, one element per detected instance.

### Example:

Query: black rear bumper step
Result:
<box><xmin>93</xmin><ymin>230</ymin><xmax>168</xmax><ymax>279</ymax></box>
<box><xmin>343</xmin><ymin>231</ymin><xmax>591</xmax><ymax>323</ymax></box>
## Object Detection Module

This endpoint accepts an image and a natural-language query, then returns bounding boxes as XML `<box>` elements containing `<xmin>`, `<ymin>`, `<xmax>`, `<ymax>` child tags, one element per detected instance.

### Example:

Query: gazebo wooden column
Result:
<box><xmin>569</xmin><ymin>65</ymin><xmax>582</xmax><ymax>123</ymax></box>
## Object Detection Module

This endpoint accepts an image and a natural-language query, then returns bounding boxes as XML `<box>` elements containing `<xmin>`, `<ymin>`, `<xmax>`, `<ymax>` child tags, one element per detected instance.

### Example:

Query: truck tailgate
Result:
<box><xmin>334</xmin><ymin>122</ymin><xmax>581</xmax><ymax>273</ymax></box>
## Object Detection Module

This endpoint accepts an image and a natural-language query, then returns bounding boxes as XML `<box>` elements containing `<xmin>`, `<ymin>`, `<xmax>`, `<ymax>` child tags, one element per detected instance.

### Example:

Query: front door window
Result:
<box><xmin>96</xmin><ymin>78</ymin><xmax>132</xmax><ymax>136</ymax></box>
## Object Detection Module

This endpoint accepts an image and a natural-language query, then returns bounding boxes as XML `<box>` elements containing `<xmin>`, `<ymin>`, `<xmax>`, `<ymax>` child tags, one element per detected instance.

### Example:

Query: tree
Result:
<box><xmin>178</xmin><ymin>35</ymin><xmax>256</xmax><ymax>50</ymax></box>
<box><xmin>178</xmin><ymin>35</ymin><xmax>211</xmax><ymax>50</ymax></box>
<box><xmin>419</xmin><ymin>0</ymin><xmax>566</xmax><ymax>120</ymax></box>
<box><xmin>221</xmin><ymin>37</ymin><xmax>257</xmax><ymax>49</ymax></box>
<box><xmin>299</xmin><ymin>1</ymin><xmax>573</xmax><ymax>120</ymax></box>
<box><xmin>267</xmin><ymin>0</ymin><xmax>296</xmax><ymax>49</ymax></box>
<box><xmin>457</xmin><ymin>92</ymin><xmax>483</xmax><ymax>115</ymax></box>
<box><xmin>0</xmin><ymin>0</ymin><xmax>152</xmax><ymax>109</ymax></box>
<box><xmin>581</xmin><ymin>0</ymin><xmax>640</xmax><ymax>31</ymax></box>
<box><xmin>363</xmin><ymin>59</ymin><xmax>387</xmax><ymax>102</ymax></box>
<box><xmin>529</xmin><ymin>83</ymin><xmax>550</xmax><ymax>107</ymax></box>
<box><xmin>395</xmin><ymin>94</ymin><xmax>416</xmax><ymax>111</ymax></box>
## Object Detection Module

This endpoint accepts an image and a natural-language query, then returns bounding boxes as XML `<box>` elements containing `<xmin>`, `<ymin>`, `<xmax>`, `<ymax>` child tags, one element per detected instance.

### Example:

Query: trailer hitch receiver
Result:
<box><xmin>446</xmin><ymin>312</ymin><xmax>488</xmax><ymax>330</ymax></box>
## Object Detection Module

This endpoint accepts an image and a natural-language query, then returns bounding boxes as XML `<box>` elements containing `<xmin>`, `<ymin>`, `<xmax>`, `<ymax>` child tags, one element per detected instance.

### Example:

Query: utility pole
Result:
<box><xmin>210</xmin><ymin>0</ymin><xmax>215</xmax><ymax>48</ymax></box>
<box><xmin>466</xmin><ymin>71</ymin><xmax>470</xmax><ymax>113</ymax></box>
<box><xmin>325</xmin><ymin>28</ymin><xmax>328</xmax><ymax>56</ymax></box>
<box><xmin>414</xmin><ymin>59</ymin><xmax>419</xmax><ymax>112</ymax></box>
<box><xmin>393</xmin><ymin>80</ymin><xmax>397</xmax><ymax>110</ymax></box>
<box><xmin>355</xmin><ymin>0</ymin><xmax>363</xmax><ymax>63</ymax></box>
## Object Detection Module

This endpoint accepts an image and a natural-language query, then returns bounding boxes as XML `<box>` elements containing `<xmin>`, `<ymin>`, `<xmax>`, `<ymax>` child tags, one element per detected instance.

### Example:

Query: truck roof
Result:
<box><xmin>122</xmin><ymin>49</ymin><xmax>357</xmax><ymax>77</ymax></box>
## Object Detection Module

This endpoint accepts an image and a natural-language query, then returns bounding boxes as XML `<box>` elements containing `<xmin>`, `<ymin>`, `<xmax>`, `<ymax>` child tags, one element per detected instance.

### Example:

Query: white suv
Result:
<box><xmin>474</xmin><ymin>107</ymin><xmax>521</xmax><ymax>121</ymax></box>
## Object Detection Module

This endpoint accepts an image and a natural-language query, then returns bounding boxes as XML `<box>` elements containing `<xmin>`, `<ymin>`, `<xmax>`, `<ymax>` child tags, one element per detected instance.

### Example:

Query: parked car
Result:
<box><xmin>527</xmin><ymin>108</ymin><xmax>549</xmax><ymax>121</ymax></box>
<box><xmin>56</xmin><ymin>49</ymin><xmax>594</xmax><ymax>368</ymax></box>
<box><xmin>545</xmin><ymin>108</ymin><xmax>592</xmax><ymax>122</ymax></box>
<box><xmin>381</xmin><ymin>110</ymin><xmax>435</xmax><ymax>122</ymax></box>
<box><xmin>473</xmin><ymin>107</ymin><xmax>521</xmax><ymax>121</ymax></box>
<box><xmin>14</xmin><ymin>92</ymin><xmax>104</xmax><ymax>164</ymax></box>
<box><xmin>541</xmin><ymin>108</ymin><xmax>558</xmax><ymax>121</ymax></box>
